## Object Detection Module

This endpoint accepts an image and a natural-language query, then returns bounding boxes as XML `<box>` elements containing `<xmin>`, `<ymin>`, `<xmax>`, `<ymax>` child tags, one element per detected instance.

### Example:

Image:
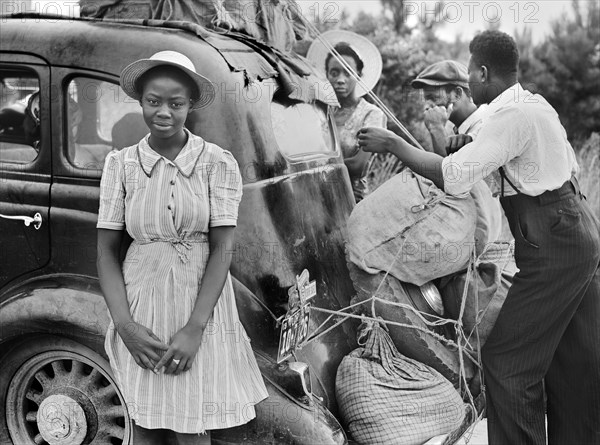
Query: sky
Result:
<box><xmin>295</xmin><ymin>0</ymin><xmax>577</xmax><ymax>43</ymax></box>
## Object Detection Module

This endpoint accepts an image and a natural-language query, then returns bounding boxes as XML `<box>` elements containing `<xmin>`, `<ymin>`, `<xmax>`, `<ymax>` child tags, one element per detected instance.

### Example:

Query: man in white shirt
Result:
<box><xmin>358</xmin><ymin>30</ymin><xmax>600</xmax><ymax>445</ymax></box>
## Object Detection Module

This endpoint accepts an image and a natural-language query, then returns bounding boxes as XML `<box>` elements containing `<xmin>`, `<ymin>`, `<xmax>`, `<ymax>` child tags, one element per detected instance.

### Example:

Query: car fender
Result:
<box><xmin>0</xmin><ymin>273</ymin><xmax>276</xmax><ymax>353</ymax></box>
<box><xmin>0</xmin><ymin>274</ymin><xmax>109</xmax><ymax>353</ymax></box>
<box><xmin>212</xmin><ymin>361</ymin><xmax>346</xmax><ymax>444</ymax></box>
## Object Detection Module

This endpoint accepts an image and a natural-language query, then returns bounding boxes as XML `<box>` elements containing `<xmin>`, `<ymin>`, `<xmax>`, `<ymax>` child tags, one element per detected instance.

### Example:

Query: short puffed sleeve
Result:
<box><xmin>363</xmin><ymin>106</ymin><xmax>387</xmax><ymax>128</ymax></box>
<box><xmin>208</xmin><ymin>149</ymin><xmax>243</xmax><ymax>227</ymax></box>
<box><xmin>97</xmin><ymin>151</ymin><xmax>125</xmax><ymax>230</ymax></box>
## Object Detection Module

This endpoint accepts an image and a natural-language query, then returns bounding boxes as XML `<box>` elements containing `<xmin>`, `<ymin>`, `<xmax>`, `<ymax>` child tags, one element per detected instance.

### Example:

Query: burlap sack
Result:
<box><xmin>336</xmin><ymin>322</ymin><xmax>466</xmax><ymax>445</ymax></box>
<box><xmin>470</xmin><ymin>181</ymin><xmax>505</xmax><ymax>257</ymax></box>
<box><xmin>346</xmin><ymin>169</ymin><xmax>477</xmax><ymax>286</ymax></box>
<box><xmin>348</xmin><ymin>263</ymin><xmax>475</xmax><ymax>388</ymax></box>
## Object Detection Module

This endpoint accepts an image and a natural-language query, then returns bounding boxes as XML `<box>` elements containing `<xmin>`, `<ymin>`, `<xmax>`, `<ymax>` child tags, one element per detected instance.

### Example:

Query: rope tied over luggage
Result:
<box><xmin>210</xmin><ymin>0</ymin><xmax>234</xmax><ymax>31</ymax></box>
<box><xmin>296</xmin><ymin>238</ymin><xmax>486</xmax><ymax>430</ymax></box>
<box><xmin>410</xmin><ymin>193</ymin><xmax>446</xmax><ymax>213</ymax></box>
<box><xmin>291</xmin><ymin>7</ymin><xmax>491</xmax><ymax>435</ymax></box>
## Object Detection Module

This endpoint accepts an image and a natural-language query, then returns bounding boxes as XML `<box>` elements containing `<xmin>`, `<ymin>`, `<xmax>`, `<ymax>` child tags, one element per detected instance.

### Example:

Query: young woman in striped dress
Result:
<box><xmin>96</xmin><ymin>51</ymin><xmax>268</xmax><ymax>445</ymax></box>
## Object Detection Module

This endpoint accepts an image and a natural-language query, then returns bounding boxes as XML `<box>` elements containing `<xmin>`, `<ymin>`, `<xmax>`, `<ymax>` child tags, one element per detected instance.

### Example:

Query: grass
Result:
<box><xmin>575</xmin><ymin>133</ymin><xmax>600</xmax><ymax>222</ymax></box>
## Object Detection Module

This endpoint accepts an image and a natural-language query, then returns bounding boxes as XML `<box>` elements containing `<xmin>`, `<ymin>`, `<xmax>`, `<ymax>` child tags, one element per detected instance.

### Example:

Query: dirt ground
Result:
<box><xmin>424</xmin><ymin>420</ymin><xmax>489</xmax><ymax>445</ymax></box>
<box><xmin>455</xmin><ymin>419</ymin><xmax>489</xmax><ymax>444</ymax></box>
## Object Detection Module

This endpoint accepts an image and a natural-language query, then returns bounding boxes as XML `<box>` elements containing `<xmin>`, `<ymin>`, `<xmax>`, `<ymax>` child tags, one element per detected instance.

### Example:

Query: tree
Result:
<box><xmin>519</xmin><ymin>0</ymin><xmax>600</xmax><ymax>140</ymax></box>
<box><xmin>380</xmin><ymin>0</ymin><xmax>448</xmax><ymax>36</ymax></box>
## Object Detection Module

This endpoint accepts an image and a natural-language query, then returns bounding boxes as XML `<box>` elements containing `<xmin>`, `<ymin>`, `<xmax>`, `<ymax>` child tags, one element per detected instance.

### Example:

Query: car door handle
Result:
<box><xmin>0</xmin><ymin>212</ymin><xmax>42</xmax><ymax>230</ymax></box>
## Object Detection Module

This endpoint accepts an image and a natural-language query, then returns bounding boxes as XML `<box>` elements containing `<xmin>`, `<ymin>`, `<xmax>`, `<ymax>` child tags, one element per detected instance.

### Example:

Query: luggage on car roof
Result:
<box><xmin>79</xmin><ymin>0</ymin><xmax>308</xmax><ymax>53</ymax></box>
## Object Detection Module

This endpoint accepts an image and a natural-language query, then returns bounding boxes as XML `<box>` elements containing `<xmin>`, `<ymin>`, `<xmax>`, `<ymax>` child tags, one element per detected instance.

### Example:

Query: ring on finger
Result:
<box><xmin>172</xmin><ymin>359</ymin><xmax>181</xmax><ymax>365</ymax></box>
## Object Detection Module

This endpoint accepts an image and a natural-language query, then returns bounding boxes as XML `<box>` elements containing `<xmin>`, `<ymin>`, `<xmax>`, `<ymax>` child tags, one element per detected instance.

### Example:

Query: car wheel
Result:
<box><xmin>1</xmin><ymin>335</ymin><xmax>131</xmax><ymax>445</ymax></box>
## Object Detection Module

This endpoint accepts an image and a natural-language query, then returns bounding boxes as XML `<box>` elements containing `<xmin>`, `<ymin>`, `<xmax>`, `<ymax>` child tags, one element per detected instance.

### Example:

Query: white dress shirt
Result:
<box><xmin>456</xmin><ymin>103</ymin><xmax>489</xmax><ymax>137</ymax></box>
<box><xmin>442</xmin><ymin>83</ymin><xmax>578</xmax><ymax>197</ymax></box>
<box><xmin>454</xmin><ymin>103</ymin><xmax>505</xmax><ymax>245</ymax></box>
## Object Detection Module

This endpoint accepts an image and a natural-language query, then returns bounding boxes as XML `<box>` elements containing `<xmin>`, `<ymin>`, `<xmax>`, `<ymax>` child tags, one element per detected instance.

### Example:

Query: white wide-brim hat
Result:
<box><xmin>120</xmin><ymin>50</ymin><xmax>215</xmax><ymax>110</ymax></box>
<box><xmin>307</xmin><ymin>30</ymin><xmax>383</xmax><ymax>97</ymax></box>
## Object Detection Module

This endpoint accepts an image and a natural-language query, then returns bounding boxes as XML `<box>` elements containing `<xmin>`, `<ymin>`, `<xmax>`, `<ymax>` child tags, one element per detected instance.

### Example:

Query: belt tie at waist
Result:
<box><xmin>138</xmin><ymin>234</ymin><xmax>208</xmax><ymax>264</ymax></box>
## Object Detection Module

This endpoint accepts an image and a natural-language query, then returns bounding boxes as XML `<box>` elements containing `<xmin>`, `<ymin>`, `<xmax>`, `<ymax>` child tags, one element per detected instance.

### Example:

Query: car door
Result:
<box><xmin>0</xmin><ymin>55</ymin><xmax>51</xmax><ymax>289</ymax></box>
<box><xmin>49</xmin><ymin>68</ymin><xmax>146</xmax><ymax>277</ymax></box>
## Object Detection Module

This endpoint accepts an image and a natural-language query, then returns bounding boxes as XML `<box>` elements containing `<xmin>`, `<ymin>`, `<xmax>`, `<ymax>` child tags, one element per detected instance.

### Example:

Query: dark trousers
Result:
<box><xmin>482</xmin><ymin>180</ymin><xmax>600</xmax><ymax>445</ymax></box>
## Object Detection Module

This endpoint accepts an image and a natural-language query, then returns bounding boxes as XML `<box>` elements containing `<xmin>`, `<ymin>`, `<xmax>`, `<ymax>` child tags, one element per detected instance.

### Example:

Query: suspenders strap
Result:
<box><xmin>500</xmin><ymin>167</ymin><xmax>582</xmax><ymax>203</ymax></box>
<box><xmin>499</xmin><ymin>166</ymin><xmax>521</xmax><ymax>196</ymax></box>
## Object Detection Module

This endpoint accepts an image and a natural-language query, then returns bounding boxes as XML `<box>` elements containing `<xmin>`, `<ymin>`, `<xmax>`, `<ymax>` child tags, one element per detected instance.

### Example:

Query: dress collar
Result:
<box><xmin>137</xmin><ymin>129</ymin><xmax>205</xmax><ymax>178</ymax></box>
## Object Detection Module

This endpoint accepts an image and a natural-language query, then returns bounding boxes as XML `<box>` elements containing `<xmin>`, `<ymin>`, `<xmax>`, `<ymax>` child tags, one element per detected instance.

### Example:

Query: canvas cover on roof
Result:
<box><xmin>80</xmin><ymin>0</ymin><xmax>308</xmax><ymax>53</ymax></box>
<box><xmin>79</xmin><ymin>0</ymin><xmax>336</xmax><ymax>106</ymax></box>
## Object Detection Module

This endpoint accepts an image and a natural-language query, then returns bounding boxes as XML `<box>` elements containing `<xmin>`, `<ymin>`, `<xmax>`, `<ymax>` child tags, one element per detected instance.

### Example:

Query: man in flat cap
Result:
<box><xmin>412</xmin><ymin>60</ymin><xmax>488</xmax><ymax>156</ymax></box>
<box><xmin>412</xmin><ymin>59</ymin><xmax>507</xmax><ymax>252</ymax></box>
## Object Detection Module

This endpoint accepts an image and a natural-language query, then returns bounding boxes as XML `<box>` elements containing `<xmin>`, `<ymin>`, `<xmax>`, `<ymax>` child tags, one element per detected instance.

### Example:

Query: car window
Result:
<box><xmin>271</xmin><ymin>101</ymin><xmax>335</xmax><ymax>159</ymax></box>
<box><xmin>0</xmin><ymin>70</ymin><xmax>40</xmax><ymax>164</ymax></box>
<box><xmin>66</xmin><ymin>77</ymin><xmax>145</xmax><ymax>170</ymax></box>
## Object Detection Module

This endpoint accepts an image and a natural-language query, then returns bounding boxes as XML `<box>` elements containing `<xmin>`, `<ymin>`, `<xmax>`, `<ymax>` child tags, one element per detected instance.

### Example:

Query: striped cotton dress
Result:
<box><xmin>97</xmin><ymin>130</ymin><xmax>268</xmax><ymax>433</ymax></box>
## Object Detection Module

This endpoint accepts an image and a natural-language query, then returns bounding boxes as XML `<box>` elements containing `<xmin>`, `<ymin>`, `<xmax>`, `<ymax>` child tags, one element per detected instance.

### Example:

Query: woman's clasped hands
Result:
<box><xmin>117</xmin><ymin>321</ymin><xmax>205</xmax><ymax>376</ymax></box>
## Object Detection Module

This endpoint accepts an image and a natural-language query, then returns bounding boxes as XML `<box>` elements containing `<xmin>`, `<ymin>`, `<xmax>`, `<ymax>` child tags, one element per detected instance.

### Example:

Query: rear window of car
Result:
<box><xmin>66</xmin><ymin>77</ymin><xmax>145</xmax><ymax>171</ymax></box>
<box><xmin>271</xmin><ymin>100</ymin><xmax>335</xmax><ymax>159</ymax></box>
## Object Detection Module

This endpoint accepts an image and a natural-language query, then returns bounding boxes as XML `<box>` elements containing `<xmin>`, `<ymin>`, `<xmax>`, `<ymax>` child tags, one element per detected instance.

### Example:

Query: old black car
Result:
<box><xmin>0</xmin><ymin>13</ymin><xmax>357</xmax><ymax>444</ymax></box>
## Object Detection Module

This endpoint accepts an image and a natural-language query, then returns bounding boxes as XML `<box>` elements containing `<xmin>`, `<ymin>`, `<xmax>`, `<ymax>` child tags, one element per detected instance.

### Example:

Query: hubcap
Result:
<box><xmin>6</xmin><ymin>349</ymin><xmax>130</xmax><ymax>445</ymax></box>
<box><xmin>37</xmin><ymin>394</ymin><xmax>87</xmax><ymax>445</ymax></box>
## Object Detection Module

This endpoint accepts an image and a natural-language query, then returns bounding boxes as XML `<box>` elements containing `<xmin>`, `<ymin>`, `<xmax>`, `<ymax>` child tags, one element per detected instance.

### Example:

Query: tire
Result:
<box><xmin>0</xmin><ymin>335</ymin><xmax>132</xmax><ymax>445</ymax></box>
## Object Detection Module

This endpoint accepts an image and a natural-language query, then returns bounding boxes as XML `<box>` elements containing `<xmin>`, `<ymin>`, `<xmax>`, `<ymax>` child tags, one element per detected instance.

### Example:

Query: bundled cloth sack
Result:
<box><xmin>346</xmin><ymin>169</ymin><xmax>477</xmax><ymax>286</ymax></box>
<box><xmin>336</xmin><ymin>321</ymin><xmax>466</xmax><ymax>445</ymax></box>
<box><xmin>348</xmin><ymin>262</ymin><xmax>475</xmax><ymax>388</ymax></box>
<box><xmin>440</xmin><ymin>242</ymin><xmax>518</xmax><ymax>349</ymax></box>
<box><xmin>80</xmin><ymin>0</ymin><xmax>308</xmax><ymax>53</ymax></box>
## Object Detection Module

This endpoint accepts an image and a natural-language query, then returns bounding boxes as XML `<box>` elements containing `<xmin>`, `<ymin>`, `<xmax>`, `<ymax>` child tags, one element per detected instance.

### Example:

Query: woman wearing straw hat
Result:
<box><xmin>308</xmin><ymin>30</ymin><xmax>386</xmax><ymax>202</ymax></box>
<box><xmin>96</xmin><ymin>51</ymin><xmax>268</xmax><ymax>444</ymax></box>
